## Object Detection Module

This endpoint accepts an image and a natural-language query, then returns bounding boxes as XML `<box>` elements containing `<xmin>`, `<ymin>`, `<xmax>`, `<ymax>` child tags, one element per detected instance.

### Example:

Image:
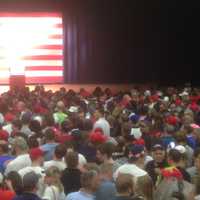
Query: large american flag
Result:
<box><xmin>0</xmin><ymin>12</ymin><xmax>64</xmax><ymax>84</ymax></box>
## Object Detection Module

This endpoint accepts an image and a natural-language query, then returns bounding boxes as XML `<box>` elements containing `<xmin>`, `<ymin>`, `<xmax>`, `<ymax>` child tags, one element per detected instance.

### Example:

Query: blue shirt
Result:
<box><xmin>95</xmin><ymin>180</ymin><xmax>116</xmax><ymax>200</ymax></box>
<box><xmin>40</xmin><ymin>143</ymin><xmax>58</xmax><ymax>161</ymax></box>
<box><xmin>187</xmin><ymin>135</ymin><xmax>196</xmax><ymax>149</ymax></box>
<box><xmin>0</xmin><ymin>155</ymin><xmax>15</xmax><ymax>173</ymax></box>
<box><xmin>66</xmin><ymin>191</ymin><xmax>94</xmax><ymax>200</ymax></box>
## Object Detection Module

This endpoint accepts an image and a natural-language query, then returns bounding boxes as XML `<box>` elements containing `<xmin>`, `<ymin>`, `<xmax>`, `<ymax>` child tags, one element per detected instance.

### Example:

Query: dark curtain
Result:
<box><xmin>0</xmin><ymin>0</ymin><xmax>199</xmax><ymax>85</ymax></box>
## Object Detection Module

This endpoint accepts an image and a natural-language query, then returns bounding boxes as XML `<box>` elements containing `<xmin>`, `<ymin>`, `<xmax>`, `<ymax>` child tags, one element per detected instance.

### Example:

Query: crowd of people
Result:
<box><xmin>0</xmin><ymin>85</ymin><xmax>200</xmax><ymax>200</ymax></box>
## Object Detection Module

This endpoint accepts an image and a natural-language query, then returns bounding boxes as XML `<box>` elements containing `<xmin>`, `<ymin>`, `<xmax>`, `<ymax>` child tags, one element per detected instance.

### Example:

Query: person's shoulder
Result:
<box><xmin>101</xmin><ymin>180</ymin><xmax>115</xmax><ymax>188</ymax></box>
<box><xmin>66</xmin><ymin>191</ymin><xmax>80</xmax><ymax>199</ymax></box>
<box><xmin>187</xmin><ymin>166</ymin><xmax>196</xmax><ymax>174</ymax></box>
<box><xmin>145</xmin><ymin>159</ymin><xmax>154</xmax><ymax>168</ymax></box>
<box><xmin>44</xmin><ymin>160</ymin><xmax>51</xmax><ymax>166</ymax></box>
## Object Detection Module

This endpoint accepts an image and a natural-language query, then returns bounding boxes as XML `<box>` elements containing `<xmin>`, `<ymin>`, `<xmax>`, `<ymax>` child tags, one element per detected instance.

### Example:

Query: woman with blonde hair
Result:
<box><xmin>43</xmin><ymin>166</ymin><xmax>65</xmax><ymax>200</ymax></box>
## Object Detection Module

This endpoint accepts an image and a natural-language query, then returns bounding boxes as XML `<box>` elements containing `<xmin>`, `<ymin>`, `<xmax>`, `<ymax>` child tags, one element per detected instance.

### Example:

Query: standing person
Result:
<box><xmin>93</xmin><ymin>108</ymin><xmax>110</xmax><ymax>137</ymax></box>
<box><xmin>5</xmin><ymin>171</ymin><xmax>23</xmax><ymax>195</ymax></box>
<box><xmin>44</xmin><ymin>144</ymin><xmax>66</xmax><ymax>171</ymax></box>
<box><xmin>95</xmin><ymin>163</ymin><xmax>116</xmax><ymax>200</ymax></box>
<box><xmin>167</xmin><ymin>148</ymin><xmax>191</xmax><ymax>183</ymax></box>
<box><xmin>187</xmin><ymin>148</ymin><xmax>200</xmax><ymax>182</ymax></box>
<box><xmin>61</xmin><ymin>151</ymin><xmax>81</xmax><ymax>195</ymax></box>
<box><xmin>114</xmin><ymin>145</ymin><xmax>147</xmax><ymax>183</ymax></box>
<box><xmin>193</xmin><ymin>174</ymin><xmax>200</xmax><ymax>200</ymax></box>
<box><xmin>0</xmin><ymin>171</ymin><xmax>20</xmax><ymax>200</ymax></box>
<box><xmin>18</xmin><ymin>147</ymin><xmax>45</xmax><ymax>178</ymax></box>
<box><xmin>112</xmin><ymin>173</ymin><xmax>136</xmax><ymax>200</ymax></box>
<box><xmin>0</xmin><ymin>141</ymin><xmax>14</xmax><ymax>173</ymax></box>
<box><xmin>43</xmin><ymin>166</ymin><xmax>65</xmax><ymax>200</ymax></box>
<box><xmin>53</xmin><ymin>101</ymin><xmax>68</xmax><ymax>125</ymax></box>
<box><xmin>136</xmin><ymin>175</ymin><xmax>154</xmax><ymax>200</ymax></box>
<box><xmin>13</xmin><ymin>171</ymin><xmax>42</xmax><ymax>200</ymax></box>
<box><xmin>145</xmin><ymin>144</ymin><xmax>168</xmax><ymax>185</ymax></box>
<box><xmin>20</xmin><ymin>111</ymin><xmax>32</xmax><ymax>137</ymax></box>
<box><xmin>96</xmin><ymin>142</ymin><xmax>120</xmax><ymax>172</ymax></box>
<box><xmin>65</xmin><ymin>170</ymin><xmax>100</xmax><ymax>200</ymax></box>
<box><xmin>5</xmin><ymin>137</ymin><xmax>31</xmax><ymax>175</ymax></box>
<box><xmin>40</xmin><ymin>128</ymin><xmax>58</xmax><ymax>161</ymax></box>
<box><xmin>18</xmin><ymin>147</ymin><xmax>45</xmax><ymax>198</ymax></box>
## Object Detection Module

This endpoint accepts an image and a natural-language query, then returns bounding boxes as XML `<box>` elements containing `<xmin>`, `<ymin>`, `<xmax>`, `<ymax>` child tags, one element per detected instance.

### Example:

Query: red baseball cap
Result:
<box><xmin>29</xmin><ymin>148</ymin><xmax>44</xmax><ymax>161</ymax></box>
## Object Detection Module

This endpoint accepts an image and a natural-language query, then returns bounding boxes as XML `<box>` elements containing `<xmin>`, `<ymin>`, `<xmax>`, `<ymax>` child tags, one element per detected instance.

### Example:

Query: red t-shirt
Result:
<box><xmin>0</xmin><ymin>189</ymin><xmax>15</xmax><ymax>200</ymax></box>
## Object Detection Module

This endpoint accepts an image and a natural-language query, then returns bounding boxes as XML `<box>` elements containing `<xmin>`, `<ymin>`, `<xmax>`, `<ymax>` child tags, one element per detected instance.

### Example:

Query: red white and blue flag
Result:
<box><xmin>0</xmin><ymin>12</ymin><xmax>64</xmax><ymax>84</ymax></box>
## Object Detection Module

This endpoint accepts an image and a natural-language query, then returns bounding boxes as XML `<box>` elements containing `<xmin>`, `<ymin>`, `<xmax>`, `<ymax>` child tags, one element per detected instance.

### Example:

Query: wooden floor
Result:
<box><xmin>0</xmin><ymin>83</ymin><xmax>151</xmax><ymax>94</ymax></box>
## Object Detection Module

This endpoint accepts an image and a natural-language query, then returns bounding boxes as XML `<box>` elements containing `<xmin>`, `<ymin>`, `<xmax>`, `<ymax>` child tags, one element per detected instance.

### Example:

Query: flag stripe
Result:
<box><xmin>24</xmin><ymin>55</ymin><xmax>63</xmax><ymax>60</ymax></box>
<box><xmin>26</xmin><ymin>76</ymin><xmax>63</xmax><ymax>84</ymax></box>
<box><xmin>26</xmin><ymin>66</ymin><xmax>63</xmax><ymax>71</ymax></box>
<box><xmin>0</xmin><ymin>78</ymin><xmax>9</xmax><ymax>84</ymax></box>
<box><xmin>49</xmin><ymin>34</ymin><xmax>63</xmax><ymax>39</ymax></box>
<box><xmin>35</xmin><ymin>45</ymin><xmax>63</xmax><ymax>50</ymax></box>
<box><xmin>25</xmin><ymin>71</ymin><xmax>63</xmax><ymax>77</ymax></box>
<box><xmin>0</xmin><ymin>12</ymin><xmax>62</xmax><ymax>17</ymax></box>
<box><xmin>23</xmin><ymin>60</ymin><xmax>63</xmax><ymax>66</ymax></box>
<box><xmin>0</xmin><ymin>49</ymin><xmax>63</xmax><ymax>56</ymax></box>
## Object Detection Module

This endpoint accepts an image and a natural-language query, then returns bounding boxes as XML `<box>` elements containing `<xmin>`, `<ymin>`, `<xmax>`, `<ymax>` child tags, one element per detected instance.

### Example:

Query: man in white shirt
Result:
<box><xmin>114</xmin><ymin>144</ymin><xmax>147</xmax><ymax>182</ymax></box>
<box><xmin>93</xmin><ymin>109</ymin><xmax>110</xmax><ymax>137</ymax></box>
<box><xmin>5</xmin><ymin>136</ymin><xmax>31</xmax><ymax>175</ymax></box>
<box><xmin>44</xmin><ymin>144</ymin><xmax>66</xmax><ymax>171</ymax></box>
<box><xmin>18</xmin><ymin>147</ymin><xmax>45</xmax><ymax>178</ymax></box>
<box><xmin>18</xmin><ymin>147</ymin><xmax>45</xmax><ymax>198</ymax></box>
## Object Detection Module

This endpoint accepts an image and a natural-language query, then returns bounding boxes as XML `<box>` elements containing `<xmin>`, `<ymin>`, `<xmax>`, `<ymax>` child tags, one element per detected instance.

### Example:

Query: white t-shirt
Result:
<box><xmin>18</xmin><ymin>166</ymin><xmax>45</xmax><ymax>178</ymax></box>
<box><xmin>78</xmin><ymin>154</ymin><xmax>87</xmax><ymax>168</ymax></box>
<box><xmin>93</xmin><ymin>117</ymin><xmax>110</xmax><ymax>137</ymax></box>
<box><xmin>44</xmin><ymin>160</ymin><xmax>66</xmax><ymax>171</ymax></box>
<box><xmin>43</xmin><ymin>185</ymin><xmax>65</xmax><ymax>200</ymax></box>
<box><xmin>5</xmin><ymin>154</ymin><xmax>32</xmax><ymax>175</ymax></box>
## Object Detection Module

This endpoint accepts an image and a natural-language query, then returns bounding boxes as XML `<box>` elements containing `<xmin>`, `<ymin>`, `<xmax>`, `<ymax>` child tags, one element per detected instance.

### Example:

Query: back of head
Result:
<box><xmin>116</xmin><ymin>173</ymin><xmax>134</xmax><ymax>195</ymax></box>
<box><xmin>44</xmin><ymin>128</ymin><xmax>55</xmax><ymax>142</ymax></box>
<box><xmin>128</xmin><ymin>144</ymin><xmax>145</xmax><ymax>164</ymax></box>
<box><xmin>6</xmin><ymin>171</ymin><xmax>23</xmax><ymax>194</ymax></box>
<box><xmin>22</xmin><ymin>171</ymin><xmax>40</xmax><ymax>192</ymax></box>
<box><xmin>98</xmin><ymin>142</ymin><xmax>115</xmax><ymax>159</ymax></box>
<box><xmin>168</xmin><ymin>149</ymin><xmax>182</xmax><ymax>164</ymax></box>
<box><xmin>0</xmin><ymin>142</ymin><xmax>9</xmax><ymax>154</ymax></box>
<box><xmin>65</xmin><ymin>151</ymin><xmax>78</xmax><ymax>169</ymax></box>
<box><xmin>13</xmin><ymin>136</ymin><xmax>28</xmax><ymax>152</ymax></box>
<box><xmin>174</xmin><ymin>131</ymin><xmax>187</xmax><ymax>144</ymax></box>
<box><xmin>54</xmin><ymin>144</ymin><xmax>67</xmax><ymax>159</ymax></box>
<box><xmin>81</xmin><ymin>170</ymin><xmax>98</xmax><ymax>190</ymax></box>
<box><xmin>56</xmin><ymin>101</ymin><xmax>65</xmax><ymax>111</ymax></box>
<box><xmin>45</xmin><ymin>166</ymin><xmax>63</xmax><ymax>192</ymax></box>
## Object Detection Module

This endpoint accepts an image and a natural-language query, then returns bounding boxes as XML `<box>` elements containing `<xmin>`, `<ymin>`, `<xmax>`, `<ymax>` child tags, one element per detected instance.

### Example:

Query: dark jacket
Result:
<box><xmin>12</xmin><ymin>192</ymin><xmax>42</xmax><ymax>200</ymax></box>
<box><xmin>61</xmin><ymin>168</ymin><xmax>81</xmax><ymax>195</ymax></box>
